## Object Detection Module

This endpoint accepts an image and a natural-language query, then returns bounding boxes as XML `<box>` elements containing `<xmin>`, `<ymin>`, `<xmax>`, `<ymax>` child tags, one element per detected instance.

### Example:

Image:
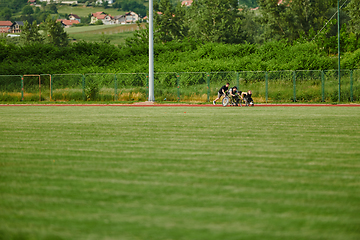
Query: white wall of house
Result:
<box><xmin>95</xmin><ymin>0</ymin><xmax>114</xmax><ymax>4</ymax></box>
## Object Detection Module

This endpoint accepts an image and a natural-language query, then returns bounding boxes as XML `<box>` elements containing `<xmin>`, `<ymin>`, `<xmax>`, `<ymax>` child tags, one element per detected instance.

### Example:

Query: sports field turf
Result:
<box><xmin>0</xmin><ymin>106</ymin><xmax>359</xmax><ymax>240</ymax></box>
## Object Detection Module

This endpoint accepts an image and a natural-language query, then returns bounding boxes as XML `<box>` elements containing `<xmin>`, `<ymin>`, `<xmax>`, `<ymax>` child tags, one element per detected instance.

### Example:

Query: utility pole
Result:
<box><xmin>148</xmin><ymin>0</ymin><xmax>155</xmax><ymax>102</ymax></box>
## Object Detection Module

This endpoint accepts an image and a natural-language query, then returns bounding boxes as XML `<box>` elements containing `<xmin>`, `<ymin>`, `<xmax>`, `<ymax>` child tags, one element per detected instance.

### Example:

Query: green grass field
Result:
<box><xmin>57</xmin><ymin>5</ymin><xmax>126</xmax><ymax>18</ymax></box>
<box><xmin>65</xmin><ymin>24</ymin><xmax>141</xmax><ymax>45</ymax></box>
<box><xmin>0</xmin><ymin>106</ymin><xmax>359</xmax><ymax>240</ymax></box>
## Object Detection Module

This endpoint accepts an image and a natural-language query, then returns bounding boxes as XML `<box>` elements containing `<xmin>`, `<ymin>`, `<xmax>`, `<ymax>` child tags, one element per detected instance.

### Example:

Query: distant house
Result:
<box><xmin>125</xmin><ymin>12</ymin><xmax>139</xmax><ymax>23</ymax></box>
<box><xmin>114</xmin><ymin>12</ymin><xmax>139</xmax><ymax>24</ymax></box>
<box><xmin>61</xmin><ymin>1</ymin><xmax>78</xmax><ymax>5</ymax></box>
<box><xmin>113</xmin><ymin>15</ymin><xmax>126</xmax><ymax>24</ymax></box>
<box><xmin>91</xmin><ymin>12</ymin><xmax>114</xmax><ymax>25</ymax></box>
<box><xmin>56</xmin><ymin>19</ymin><xmax>80</xmax><ymax>28</ymax></box>
<box><xmin>0</xmin><ymin>21</ymin><xmax>12</xmax><ymax>33</ymax></box>
<box><xmin>10</xmin><ymin>21</ymin><xmax>24</xmax><ymax>33</ymax></box>
<box><xmin>69</xmin><ymin>13</ymin><xmax>81</xmax><ymax>23</ymax></box>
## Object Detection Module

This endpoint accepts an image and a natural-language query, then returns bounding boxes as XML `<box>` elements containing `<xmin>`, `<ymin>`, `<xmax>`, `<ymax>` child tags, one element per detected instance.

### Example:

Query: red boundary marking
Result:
<box><xmin>0</xmin><ymin>104</ymin><xmax>360</xmax><ymax>107</ymax></box>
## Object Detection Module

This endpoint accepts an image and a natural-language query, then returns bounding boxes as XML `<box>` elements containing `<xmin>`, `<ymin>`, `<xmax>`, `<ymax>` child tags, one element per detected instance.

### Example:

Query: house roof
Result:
<box><xmin>96</xmin><ymin>15</ymin><xmax>107</xmax><ymax>19</ymax></box>
<box><xmin>0</xmin><ymin>21</ymin><xmax>13</xmax><ymax>26</ymax></box>
<box><xmin>13</xmin><ymin>21</ymin><xmax>24</xmax><ymax>26</ymax></box>
<box><xmin>92</xmin><ymin>11</ymin><xmax>112</xmax><ymax>20</ymax></box>
<box><xmin>113</xmin><ymin>15</ymin><xmax>125</xmax><ymax>19</ymax></box>
<box><xmin>92</xmin><ymin>12</ymin><xmax>105</xmax><ymax>17</ymax></box>
<box><xmin>69</xmin><ymin>13</ymin><xmax>80</xmax><ymax>19</ymax></box>
<box><xmin>56</xmin><ymin>19</ymin><xmax>80</xmax><ymax>26</ymax></box>
<box><xmin>62</xmin><ymin>19</ymin><xmax>80</xmax><ymax>25</ymax></box>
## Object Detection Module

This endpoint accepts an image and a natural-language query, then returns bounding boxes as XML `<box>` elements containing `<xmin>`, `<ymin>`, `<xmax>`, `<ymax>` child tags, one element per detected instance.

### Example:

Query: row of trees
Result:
<box><xmin>20</xmin><ymin>17</ymin><xmax>69</xmax><ymax>47</ymax></box>
<box><xmin>127</xmin><ymin>0</ymin><xmax>360</xmax><ymax>55</ymax></box>
<box><xmin>1</xmin><ymin>0</ymin><xmax>360</xmax><ymax>76</ymax></box>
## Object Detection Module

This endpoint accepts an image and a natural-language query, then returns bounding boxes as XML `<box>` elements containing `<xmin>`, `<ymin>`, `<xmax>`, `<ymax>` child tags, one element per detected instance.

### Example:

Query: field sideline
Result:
<box><xmin>0</xmin><ymin>106</ymin><xmax>359</xmax><ymax>240</ymax></box>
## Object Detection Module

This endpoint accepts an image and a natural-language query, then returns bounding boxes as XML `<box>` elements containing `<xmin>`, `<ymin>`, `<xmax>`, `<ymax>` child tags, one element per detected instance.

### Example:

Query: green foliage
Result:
<box><xmin>342</xmin><ymin>48</ymin><xmax>360</xmax><ymax>69</ymax></box>
<box><xmin>84</xmin><ymin>76</ymin><xmax>100</xmax><ymax>100</ymax></box>
<box><xmin>187</xmin><ymin>0</ymin><xmax>244</xmax><ymax>44</ymax></box>
<box><xmin>257</xmin><ymin>0</ymin><xmax>339</xmax><ymax>43</ymax></box>
<box><xmin>153</xmin><ymin>0</ymin><xmax>188</xmax><ymax>43</ymax></box>
<box><xmin>0</xmin><ymin>0</ymin><xmax>27</xmax><ymax>14</ymax></box>
<box><xmin>122</xmin><ymin>1</ymin><xmax>147</xmax><ymax>17</ymax></box>
<box><xmin>49</xmin><ymin>4</ymin><xmax>58</xmax><ymax>14</ymax></box>
<box><xmin>100</xmin><ymin>32</ymin><xmax>111</xmax><ymax>44</ymax></box>
<box><xmin>20</xmin><ymin>20</ymin><xmax>44</xmax><ymax>44</ymax></box>
<box><xmin>94</xmin><ymin>19</ymin><xmax>103</xmax><ymax>25</ymax></box>
<box><xmin>44</xmin><ymin>16</ymin><xmax>69</xmax><ymax>47</ymax></box>
<box><xmin>345</xmin><ymin>0</ymin><xmax>360</xmax><ymax>37</ymax></box>
<box><xmin>0</xmin><ymin>7</ymin><xmax>12</xmax><ymax>20</ymax></box>
<box><xmin>0</xmin><ymin>39</ymin><xmax>345</xmax><ymax>76</ymax></box>
<box><xmin>22</xmin><ymin>5</ymin><xmax>34</xmax><ymax>15</ymax></box>
<box><xmin>102</xmin><ymin>0</ymin><xmax>109</xmax><ymax>9</ymax></box>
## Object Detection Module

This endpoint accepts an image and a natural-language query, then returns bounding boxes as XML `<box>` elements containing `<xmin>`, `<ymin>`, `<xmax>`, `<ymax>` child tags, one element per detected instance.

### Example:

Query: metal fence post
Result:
<box><xmin>146</xmin><ymin>74</ymin><xmax>149</xmax><ymax>100</ymax></box>
<box><xmin>38</xmin><ymin>75</ymin><xmax>41</xmax><ymax>101</ymax></box>
<box><xmin>50</xmin><ymin>74</ymin><xmax>53</xmax><ymax>101</ymax></box>
<box><xmin>207</xmin><ymin>73</ymin><xmax>210</xmax><ymax>102</ymax></box>
<box><xmin>236</xmin><ymin>72</ymin><xmax>239</xmax><ymax>89</ymax></box>
<box><xmin>265</xmin><ymin>71</ymin><xmax>268</xmax><ymax>103</ymax></box>
<box><xmin>176</xmin><ymin>73</ymin><xmax>180</xmax><ymax>102</ymax></box>
<box><xmin>114</xmin><ymin>74</ymin><xmax>118</xmax><ymax>101</ymax></box>
<box><xmin>293</xmin><ymin>71</ymin><xmax>296</xmax><ymax>102</ymax></box>
<box><xmin>350</xmin><ymin>70</ymin><xmax>353</xmax><ymax>102</ymax></box>
<box><xmin>321</xmin><ymin>71</ymin><xmax>325</xmax><ymax>102</ymax></box>
<box><xmin>82</xmin><ymin>74</ymin><xmax>86</xmax><ymax>101</ymax></box>
<box><xmin>21</xmin><ymin>75</ymin><xmax>24</xmax><ymax>101</ymax></box>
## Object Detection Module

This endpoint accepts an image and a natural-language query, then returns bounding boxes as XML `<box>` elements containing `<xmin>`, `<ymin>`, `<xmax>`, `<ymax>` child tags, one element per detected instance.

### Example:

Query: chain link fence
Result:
<box><xmin>0</xmin><ymin>70</ymin><xmax>359</xmax><ymax>103</ymax></box>
<box><xmin>0</xmin><ymin>75</ymin><xmax>22</xmax><ymax>101</ymax></box>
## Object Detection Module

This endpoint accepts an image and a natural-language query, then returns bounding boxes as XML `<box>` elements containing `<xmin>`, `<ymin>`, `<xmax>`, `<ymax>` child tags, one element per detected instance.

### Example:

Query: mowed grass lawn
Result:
<box><xmin>0</xmin><ymin>106</ymin><xmax>359</xmax><ymax>240</ymax></box>
<box><xmin>65</xmin><ymin>24</ymin><xmax>142</xmax><ymax>45</ymax></box>
<box><xmin>57</xmin><ymin>5</ymin><xmax>126</xmax><ymax>18</ymax></box>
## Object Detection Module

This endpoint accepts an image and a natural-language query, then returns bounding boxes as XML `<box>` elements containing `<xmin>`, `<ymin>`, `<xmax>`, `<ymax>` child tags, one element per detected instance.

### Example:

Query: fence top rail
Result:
<box><xmin>293</xmin><ymin>70</ymin><xmax>322</xmax><ymax>72</ymax></box>
<box><xmin>237</xmin><ymin>71</ymin><xmax>266</xmax><ymax>73</ymax></box>
<box><xmin>115</xmin><ymin>73</ymin><xmax>147</xmax><ymax>75</ymax></box>
<box><xmin>52</xmin><ymin>74</ymin><xmax>83</xmax><ymax>76</ymax></box>
<box><xmin>0</xmin><ymin>75</ymin><xmax>22</xmax><ymax>77</ymax></box>
<box><xmin>154</xmin><ymin>72</ymin><xmax>177</xmax><ymax>74</ymax></box>
<box><xmin>85</xmin><ymin>73</ymin><xmax>116</xmax><ymax>75</ymax></box>
<box><xmin>2</xmin><ymin>69</ymin><xmax>360</xmax><ymax>78</ymax></box>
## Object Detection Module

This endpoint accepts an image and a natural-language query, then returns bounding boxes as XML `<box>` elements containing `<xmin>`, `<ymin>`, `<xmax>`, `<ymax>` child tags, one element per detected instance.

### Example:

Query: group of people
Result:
<box><xmin>213</xmin><ymin>82</ymin><xmax>253</xmax><ymax>106</ymax></box>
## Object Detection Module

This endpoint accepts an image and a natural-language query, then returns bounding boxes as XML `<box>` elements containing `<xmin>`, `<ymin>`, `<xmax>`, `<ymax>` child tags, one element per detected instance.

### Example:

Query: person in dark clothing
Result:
<box><xmin>229</xmin><ymin>86</ymin><xmax>242</xmax><ymax>106</ymax></box>
<box><xmin>241</xmin><ymin>90</ymin><xmax>254</xmax><ymax>106</ymax></box>
<box><xmin>213</xmin><ymin>83</ymin><xmax>230</xmax><ymax>105</ymax></box>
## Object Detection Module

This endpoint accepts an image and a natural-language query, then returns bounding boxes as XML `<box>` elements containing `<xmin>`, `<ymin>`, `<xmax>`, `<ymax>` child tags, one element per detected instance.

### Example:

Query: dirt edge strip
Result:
<box><xmin>1</xmin><ymin>104</ymin><xmax>360</xmax><ymax>107</ymax></box>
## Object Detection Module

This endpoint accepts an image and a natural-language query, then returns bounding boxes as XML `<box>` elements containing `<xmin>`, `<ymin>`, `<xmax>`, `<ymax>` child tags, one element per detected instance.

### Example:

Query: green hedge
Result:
<box><xmin>1</xmin><ymin>40</ymin><xmax>353</xmax><ymax>76</ymax></box>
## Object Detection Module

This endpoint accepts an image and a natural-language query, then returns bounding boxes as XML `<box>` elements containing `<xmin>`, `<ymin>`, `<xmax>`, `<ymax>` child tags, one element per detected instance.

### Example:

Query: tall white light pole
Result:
<box><xmin>337</xmin><ymin>0</ymin><xmax>341</xmax><ymax>102</ymax></box>
<box><xmin>148</xmin><ymin>0</ymin><xmax>155</xmax><ymax>102</ymax></box>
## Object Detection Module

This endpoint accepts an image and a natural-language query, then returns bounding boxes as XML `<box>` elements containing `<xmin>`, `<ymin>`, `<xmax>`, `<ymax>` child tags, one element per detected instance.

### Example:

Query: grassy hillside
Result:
<box><xmin>57</xmin><ymin>5</ymin><xmax>126</xmax><ymax>17</ymax></box>
<box><xmin>65</xmin><ymin>23</ymin><xmax>144</xmax><ymax>45</ymax></box>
